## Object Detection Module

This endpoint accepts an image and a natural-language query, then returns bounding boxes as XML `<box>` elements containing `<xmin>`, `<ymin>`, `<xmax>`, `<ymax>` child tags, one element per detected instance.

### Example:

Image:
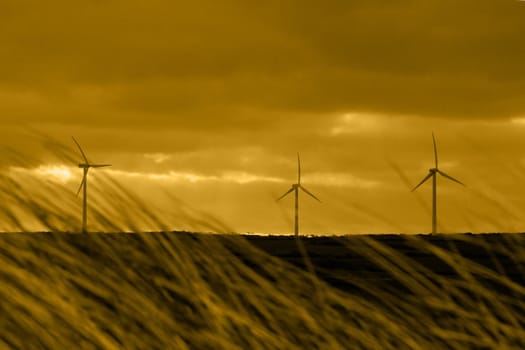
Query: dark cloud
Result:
<box><xmin>0</xmin><ymin>0</ymin><xmax>524</xmax><ymax>128</ymax></box>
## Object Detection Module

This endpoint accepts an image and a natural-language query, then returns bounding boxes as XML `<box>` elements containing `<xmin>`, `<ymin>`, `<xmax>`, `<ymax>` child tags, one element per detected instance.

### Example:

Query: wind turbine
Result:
<box><xmin>412</xmin><ymin>133</ymin><xmax>464</xmax><ymax>234</ymax></box>
<box><xmin>277</xmin><ymin>153</ymin><xmax>321</xmax><ymax>236</ymax></box>
<box><xmin>72</xmin><ymin>137</ymin><xmax>111</xmax><ymax>233</ymax></box>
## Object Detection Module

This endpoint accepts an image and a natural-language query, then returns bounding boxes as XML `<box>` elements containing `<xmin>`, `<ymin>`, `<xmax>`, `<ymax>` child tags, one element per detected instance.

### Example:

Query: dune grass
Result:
<box><xmin>0</xmin><ymin>137</ymin><xmax>524</xmax><ymax>349</ymax></box>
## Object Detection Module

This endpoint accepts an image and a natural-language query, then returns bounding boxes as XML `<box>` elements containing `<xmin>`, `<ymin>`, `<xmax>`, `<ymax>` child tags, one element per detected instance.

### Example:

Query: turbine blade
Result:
<box><xmin>437</xmin><ymin>170</ymin><xmax>465</xmax><ymax>186</ymax></box>
<box><xmin>72</xmin><ymin>137</ymin><xmax>89</xmax><ymax>164</ymax></box>
<box><xmin>432</xmin><ymin>132</ymin><xmax>438</xmax><ymax>168</ymax></box>
<box><xmin>276</xmin><ymin>187</ymin><xmax>295</xmax><ymax>201</ymax></box>
<box><xmin>76</xmin><ymin>173</ymin><xmax>87</xmax><ymax>196</ymax></box>
<box><xmin>297</xmin><ymin>152</ymin><xmax>301</xmax><ymax>184</ymax></box>
<box><xmin>91</xmin><ymin>164</ymin><xmax>112</xmax><ymax>168</ymax></box>
<box><xmin>411</xmin><ymin>172</ymin><xmax>433</xmax><ymax>192</ymax></box>
<box><xmin>300</xmin><ymin>185</ymin><xmax>321</xmax><ymax>202</ymax></box>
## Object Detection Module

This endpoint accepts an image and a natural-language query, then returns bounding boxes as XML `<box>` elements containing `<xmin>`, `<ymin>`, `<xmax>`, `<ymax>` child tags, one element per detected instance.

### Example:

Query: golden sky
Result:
<box><xmin>2</xmin><ymin>0</ymin><xmax>525</xmax><ymax>234</ymax></box>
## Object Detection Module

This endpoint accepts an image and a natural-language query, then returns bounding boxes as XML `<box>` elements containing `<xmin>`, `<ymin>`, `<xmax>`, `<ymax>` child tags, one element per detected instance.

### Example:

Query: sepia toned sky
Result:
<box><xmin>2</xmin><ymin>0</ymin><xmax>525</xmax><ymax>234</ymax></box>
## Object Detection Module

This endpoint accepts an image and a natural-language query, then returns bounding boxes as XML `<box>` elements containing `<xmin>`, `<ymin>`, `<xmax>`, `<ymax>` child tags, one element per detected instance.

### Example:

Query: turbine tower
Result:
<box><xmin>412</xmin><ymin>132</ymin><xmax>464</xmax><ymax>234</ymax></box>
<box><xmin>277</xmin><ymin>153</ymin><xmax>321</xmax><ymax>236</ymax></box>
<box><xmin>72</xmin><ymin>137</ymin><xmax>111</xmax><ymax>233</ymax></box>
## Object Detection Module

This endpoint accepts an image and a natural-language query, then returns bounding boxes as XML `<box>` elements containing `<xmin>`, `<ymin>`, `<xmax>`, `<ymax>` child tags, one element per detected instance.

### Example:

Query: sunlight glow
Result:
<box><xmin>108</xmin><ymin>169</ymin><xmax>377</xmax><ymax>188</ymax></box>
<box><xmin>510</xmin><ymin>117</ymin><xmax>525</xmax><ymax>125</ymax></box>
<box><xmin>222</xmin><ymin>171</ymin><xmax>284</xmax><ymax>184</ymax></box>
<box><xmin>330</xmin><ymin>112</ymin><xmax>385</xmax><ymax>135</ymax></box>
<box><xmin>144</xmin><ymin>153</ymin><xmax>171</xmax><ymax>164</ymax></box>
<box><xmin>108</xmin><ymin>170</ymin><xmax>285</xmax><ymax>184</ymax></box>
<box><xmin>35</xmin><ymin>166</ymin><xmax>73</xmax><ymax>183</ymax></box>
<box><xmin>9</xmin><ymin>165</ymin><xmax>74</xmax><ymax>183</ymax></box>
<box><xmin>304</xmin><ymin>172</ymin><xmax>380</xmax><ymax>188</ymax></box>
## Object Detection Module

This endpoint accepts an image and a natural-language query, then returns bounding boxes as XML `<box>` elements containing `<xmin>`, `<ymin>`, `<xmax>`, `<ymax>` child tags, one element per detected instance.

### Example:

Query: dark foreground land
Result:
<box><xmin>1</xmin><ymin>232</ymin><xmax>524</xmax><ymax>349</ymax></box>
<box><xmin>241</xmin><ymin>233</ymin><xmax>525</xmax><ymax>296</ymax></box>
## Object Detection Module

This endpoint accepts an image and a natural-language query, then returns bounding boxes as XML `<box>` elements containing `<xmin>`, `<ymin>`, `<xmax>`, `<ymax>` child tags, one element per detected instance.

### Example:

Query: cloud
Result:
<box><xmin>0</xmin><ymin>0</ymin><xmax>524</xmax><ymax>131</ymax></box>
